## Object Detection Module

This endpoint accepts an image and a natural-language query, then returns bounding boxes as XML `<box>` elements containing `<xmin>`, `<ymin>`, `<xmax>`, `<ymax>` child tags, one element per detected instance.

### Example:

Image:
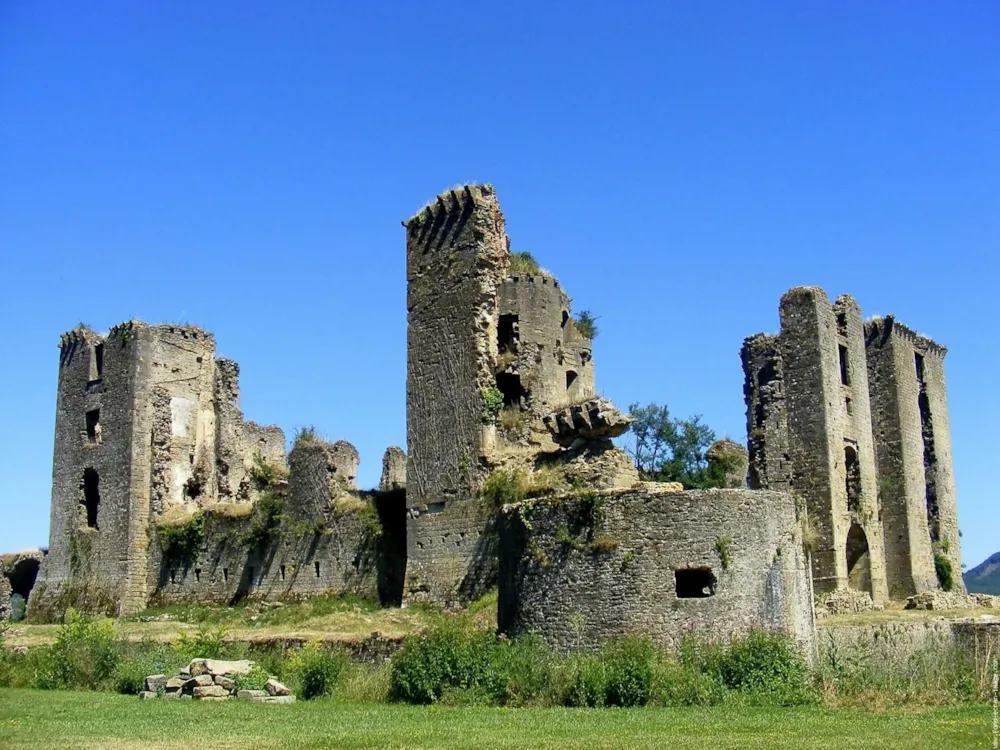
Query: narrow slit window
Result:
<box><xmin>914</xmin><ymin>352</ymin><xmax>925</xmax><ymax>382</ymax></box>
<box><xmin>223</xmin><ymin>568</ymin><xmax>229</xmax><ymax>582</ymax></box>
<box><xmin>92</xmin><ymin>343</ymin><xmax>104</xmax><ymax>380</ymax></box>
<box><xmin>838</xmin><ymin>345</ymin><xmax>850</xmax><ymax>385</ymax></box>
<box><xmin>194</xmin><ymin>569</ymin><xmax>201</xmax><ymax>583</ymax></box>
<box><xmin>280</xmin><ymin>564</ymin><xmax>286</xmax><ymax>581</ymax></box>
<box><xmin>314</xmin><ymin>561</ymin><xmax>321</xmax><ymax>578</ymax></box>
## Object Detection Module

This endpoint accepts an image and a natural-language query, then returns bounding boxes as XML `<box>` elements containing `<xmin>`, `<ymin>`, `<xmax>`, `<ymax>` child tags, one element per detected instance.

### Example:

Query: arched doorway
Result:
<box><xmin>846</xmin><ymin>522</ymin><xmax>872</xmax><ymax>595</ymax></box>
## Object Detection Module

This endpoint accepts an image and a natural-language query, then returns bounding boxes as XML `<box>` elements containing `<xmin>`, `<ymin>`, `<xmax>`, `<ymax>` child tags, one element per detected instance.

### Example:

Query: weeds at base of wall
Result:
<box><xmin>935</xmin><ymin>552</ymin><xmax>954</xmax><ymax>592</ymax></box>
<box><xmin>480</xmin><ymin>387</ymin><xmax>504</xmax><ymax>425</ymax></box>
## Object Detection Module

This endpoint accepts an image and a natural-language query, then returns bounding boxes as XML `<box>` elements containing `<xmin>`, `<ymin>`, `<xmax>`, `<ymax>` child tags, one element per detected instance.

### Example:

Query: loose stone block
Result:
<box><xmin>214</xmin><ymin>675</ymin><xmax>235</xmax><ymax>691</ymax></box>
<box><xmin>264</xmin><ymin>678</ymin><xmax>291</xmax><ymax>696</ymax></box>
<box><xmin>237</xmin><ymin>689</ymin><xmax>268</xmax><ymax>700</ymax></box>
<box><xmin>144</xmin><ymin>674</ymin><xmax>167</xmax><ymax>693</ymax></box>
<box><xmin>184</xmin><ymin>674</ymin><xmax>215</xmax><ymax>689</ymax></box>
<box><xmin>138</xmin><ymin>691</ymin><xmax>159</xmax><ymax>700</ymax></box>
<box><xmin>192</xmin><ymin>685</ymin><xmax>229</xmax><ymax>698</ymax></box>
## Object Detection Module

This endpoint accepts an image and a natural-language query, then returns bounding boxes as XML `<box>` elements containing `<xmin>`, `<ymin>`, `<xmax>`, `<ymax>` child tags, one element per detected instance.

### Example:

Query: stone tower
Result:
<box><xmin>743</xmin><ymin>287</ymin><xmax>964</xmax><ymax>602</ymax></box>
<box><xmin>865</xmin><ymin>316</ymin><xmax>963</xmax><ymax>597</ymax></box>
<box><xmin>403</xmin><ymin>185</ymin><xmax>510</xmax><ymax>603</ymax></box>
<box><xmin>743</xmin><ymin>287</ymin><xmax>889</xmax><ymax>600</ymax></box>
<box><xmin>496</xmin><ymin>275</ymin><xmax>595</xmax><ymax>422</ymax></box>
<box><xmin>30</xmin><ymin>322</ymin><xmax>285</xmax><ymax>619</ymax></box>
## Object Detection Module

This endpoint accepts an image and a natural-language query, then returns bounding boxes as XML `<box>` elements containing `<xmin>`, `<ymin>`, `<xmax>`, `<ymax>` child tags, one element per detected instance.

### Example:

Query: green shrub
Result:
<box><xmin>389</xmin><ymin>621</ymin><xmax>497</xmax><ymax>704</ymax></box>
<box><xmin>45</xmin><ymin>609</ymin><xmax>122</xmax><ymax>690</ymax></box>
<box><xmin>233</xmin><ymin>665</ymin><xmax>271</xmax><ymax>693</ymax></box>
<box><xmin>574</xmin><ymin>310</ymin><xmax>599</xmax><ymax>340</ymax></box>
<box><xmin>175</xmin><ymin>625</ymin><xmax>230</xmax><ymax>659</ymax></box>
<box><xmin>601</xmin><ymin>635</ymin><xmax>657</xmax><ymax>707</ymax></box>
<box><xmin>508</xmin><ymin>251</ymin><xmax>542</xmax><ymax>277</ymax></box>
<box><xmin>480</xmin><ymin>386</ymin><xmax>504</xmax><ymax>424</ymax></box>
<box><xmin>480</xmin><ymin>469</ymin><xmax>527</xmax><ymax>510</ymax></box>
<box><xmin>561</xmin><ymin>652</ymin><xmax>607</xmax><ymax>707</ymax></box>
<box><xmin>158</xmin><ymin>512</ymin><xmax>205</xmax><ymax>564</ymax></box>
<box><xmin>701</xmin><ymin>630</ymin><xmax>814</xmax><ymax>705</ymax></box>
<box><xmin>290</xmin><ymin>643</ymin><xmax>349</xmax><ymax>700</ymax></box>
<box><xmin>239</xmin><ymin>492</ymin><xmax>287</xmax><ymax>550</ymax></box>
<box><xmin>935</xmin><ymin>552</ymin><xmax>954</xmax><ymax>592</ymax></box>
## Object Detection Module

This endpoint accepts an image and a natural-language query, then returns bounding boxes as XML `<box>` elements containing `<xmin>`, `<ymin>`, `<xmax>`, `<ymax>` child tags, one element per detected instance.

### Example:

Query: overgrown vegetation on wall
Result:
<box><xmin>157</xmin><ymin>513</ymin><xmax>205</xmax><ymax>564</ymax></box>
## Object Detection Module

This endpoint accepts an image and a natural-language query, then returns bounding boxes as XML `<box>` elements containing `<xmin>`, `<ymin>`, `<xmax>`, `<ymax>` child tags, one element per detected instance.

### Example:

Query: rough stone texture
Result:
<box><xmin>237</xmin><ymin>689</ymin><xmax>268</xmax><ymax>700</ymax></box>
<box><xmin>904</xmin><ymin>590</ymin><xmax>998</xmax><ymax>611</ymax></box>
<box><xmin>865</xmin><ymin>316</ymin><xmax>963</xmax><ymax>597</ymax></box>
<box><xmin>743</xmin><ymin>288</ymin><xmax>911</xmax><ymax>603</ymax></box>
<box><xmin>818</xmin><ymin>619</ymin><xmax>999</xmax><ymax>681</ymax></box>
<box><xmin>265</xmin><ymin>678</ymin><xmax>291</xmax><ymax>696</ymax></box>
<box><xmin>0</xmin><ymin>576</ymin><xmax>11</xmax><ymax>621</ymax></box>
<box><xmin>192</xmin><ymin>685</ymin><xmax>229</xmax><ymax>698</ymax></box>
<box><xmin>817</xmin><ymin>589</ymin><xmax>884</xmax><ymax>616</ymax></box>
<box><xmin>706</xmin><ymin>440</ymin><xmax>749</xmax><ymax>489</ymax></box>
<box><xmin>148</xmin><ymin>460</ymin><xmax>405</xmax><ymax>610</ymax></box>
<box><xmin>144</xmin><ymin>674</ymin><xmax>167</xmax><ymax>693</ymax></box>
<box><xmin>379</xmin><ymin>447</ymin><xmax>406</xmax><ymax>491</ymax></box>
<box><xmin>190</xmin><ymin>658</ymin><xmax>254</xmax><ymax>677</ymax></box>
<box><xmin>404</xmin><ymin>185</ymin><xmax>510</xmax><ymax>604</ymax></box>
<box><xmin>542</xmin><ymin>397</ymin><xmax>633</xmax><ymax>447</ymax></box>
<box><xmin>29</xmin><ymin>322</ymin><xmax>406</xmax><ymax>622</ymax></box>
<box><xmin>30</xmin><ymin>322</ymin><xmax>287</xmax><ymax>621</ymax></box>
<box><xmin>496</xmin><ymin>276</ymin><xmax>595</xmax><ymax>421</ymax></box>
<box><xmin>499</xmin><ymin>486</ymin><xmax>815</xmax><ymax>658</ymax></box>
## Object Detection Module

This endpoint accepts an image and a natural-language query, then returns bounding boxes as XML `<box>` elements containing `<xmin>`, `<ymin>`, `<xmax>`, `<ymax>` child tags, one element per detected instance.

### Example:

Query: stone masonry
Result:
<box><xmin>743</xmin><ymin>287</ymin><xmax>963</xmax><ymax>603</ymax></box>
<box><xmin>499</xmin><ymin>486</ymin><xmax>816</xmax><ymax>658</ymax></box>
<box><xmin>27</xmin><ymin>321</ymin><xmax>405</xmax><ymax>621</ymax></box>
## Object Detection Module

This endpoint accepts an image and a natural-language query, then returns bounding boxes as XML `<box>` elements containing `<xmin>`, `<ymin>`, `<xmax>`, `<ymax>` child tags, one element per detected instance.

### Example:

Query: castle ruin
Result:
<box><xmin>743</xmin><ymin>287</ymin><xmax>963</xmax><ymax>601</ymax></box>
<box><xmin>10</xmin><ymin>185</ymin><xmax>965</xmax><ymax>659</ymax></box>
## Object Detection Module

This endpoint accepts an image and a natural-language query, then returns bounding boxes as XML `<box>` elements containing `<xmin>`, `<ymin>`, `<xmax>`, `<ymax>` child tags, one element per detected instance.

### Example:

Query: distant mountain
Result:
<box><xmin>964</xmin><ymin>551</ymin><xmax>1000</xmax><ymax>595</ymax></box>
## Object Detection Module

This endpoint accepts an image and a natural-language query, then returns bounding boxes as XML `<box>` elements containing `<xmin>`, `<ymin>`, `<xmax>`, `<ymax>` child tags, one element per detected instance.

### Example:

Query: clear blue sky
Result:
<box><xmin>1</xmin><ymin>3</ymin><xmax>996</xmax><ymax>568</ymax></box>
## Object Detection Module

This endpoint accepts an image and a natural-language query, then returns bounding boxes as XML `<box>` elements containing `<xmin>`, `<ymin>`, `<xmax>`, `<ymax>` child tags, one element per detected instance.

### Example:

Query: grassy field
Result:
<box><xmin>0</xmin><ymin>688</ymin><xmax>993</xmax><ymax>749</ymax></box>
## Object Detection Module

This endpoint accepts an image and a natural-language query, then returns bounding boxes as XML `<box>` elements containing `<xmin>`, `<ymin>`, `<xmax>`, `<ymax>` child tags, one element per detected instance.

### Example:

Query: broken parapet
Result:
<box><xmin>706</xmin><ymin>439</ymin><xmax>749</xmax><ymax>489</ymax></box>
<box><xmin>330</xmin><ymin>440</ymin><xmax>360</xmax><ymax>489</ymax></box>
<box><xmin>542</xmin><ymin>397</ymin><xmax>633</xmax><ymax>447</ymax></box>
<box><xmin>380</xmin><ymin>446</ymin><xmax>406</xmax><ymax>491</ymax></box>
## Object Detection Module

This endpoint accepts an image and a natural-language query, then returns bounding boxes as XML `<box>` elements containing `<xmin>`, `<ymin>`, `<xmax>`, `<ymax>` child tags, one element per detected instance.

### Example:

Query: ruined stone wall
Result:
<box><xmin>404</xmin><ymin>185</ymin><xmax>509</xmax><ymax>603</ymax></box>
<box><xmin>379</xmin><ymin>447</ymin><xmax>406</xmax><ymax>491</ymax></box>
<box><xmin>214</xmin><ymin>359</ymin><xmax>286</xmax><ymax>506</ymax></box>
<box><xmin>499</xmin><ymin>486</ymin><xmax>815</xmax><ymax>657</ymax></box>
<box><xmin>745</xmin><ymin>287</ymin><xmax>966</xmax><ymax>604</ymax></box>
<box><xmin>30</xmin><ymin>324</ymin><xmax>142</xmax><ymax>620</ymax></box>
<box><xmin>866</xmin><ymin>317</ymin><xmax>962</xmax><ymax>596</ymax></box>
<box><xmin>744</xmin><ymin>288</ymin><xmax>888</xmax><ymax>601</ymax></box>
<box><xmin>496</xmin><ymin>277</ymin><xmax>594</xmax><ymax>419</ymax></box>
<box><xmin>33</xmin><ymin>321</ymin><xmax>289</xmax><ymax>621</ymax></box>
<box><xmin>150</xmin><ymin>438</ymin><xmax>405</xmax><ymax>607</ymax></box>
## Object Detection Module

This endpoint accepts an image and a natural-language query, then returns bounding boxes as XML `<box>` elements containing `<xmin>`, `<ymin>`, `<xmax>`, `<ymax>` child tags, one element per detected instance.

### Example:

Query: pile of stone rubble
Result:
<box><xmin>139</xmin><ymin>658</ymin><xmax>294</xmax><ymax>703</ymax></box>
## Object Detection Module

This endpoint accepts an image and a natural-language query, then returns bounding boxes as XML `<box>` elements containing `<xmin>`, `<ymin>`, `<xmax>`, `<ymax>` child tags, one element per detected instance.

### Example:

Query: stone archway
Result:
<box><xmin>846</xmin><ymin>522</ymin><xmax>872</xmax><ymax>595</ymax></box>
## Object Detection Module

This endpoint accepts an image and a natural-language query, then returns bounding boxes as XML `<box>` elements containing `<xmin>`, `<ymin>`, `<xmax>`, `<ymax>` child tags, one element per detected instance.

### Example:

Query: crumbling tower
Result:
<box><xmin>743</xmin><ymin>288</ymin><xmax>889</xmax><ymax>600</ymax></box>
<box><xmin>31</xmin><ymin>322</ymin><xmax>285</xmax><ymax>620</ymax></box>
<box><xmin>865</xmin><ymin>317</ymin><xmax>963</xmax><ymax>596</ymax></box>
<box><xmin>403</xmin><ymin>185</ymin><xmax>510</xmax><ymax>603</ymax></box>
<box><xmin>496</xmin><ymin>276</ymin><xmax>594</xmax><ymax>424</ymax></box>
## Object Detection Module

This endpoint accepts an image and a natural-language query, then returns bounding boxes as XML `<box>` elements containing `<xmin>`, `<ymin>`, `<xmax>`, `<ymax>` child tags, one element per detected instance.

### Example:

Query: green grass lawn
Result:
<box><xmin>0</xmin><ymin>689</ymin><xmax>993</xmax><ymax>750</ymax></box>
